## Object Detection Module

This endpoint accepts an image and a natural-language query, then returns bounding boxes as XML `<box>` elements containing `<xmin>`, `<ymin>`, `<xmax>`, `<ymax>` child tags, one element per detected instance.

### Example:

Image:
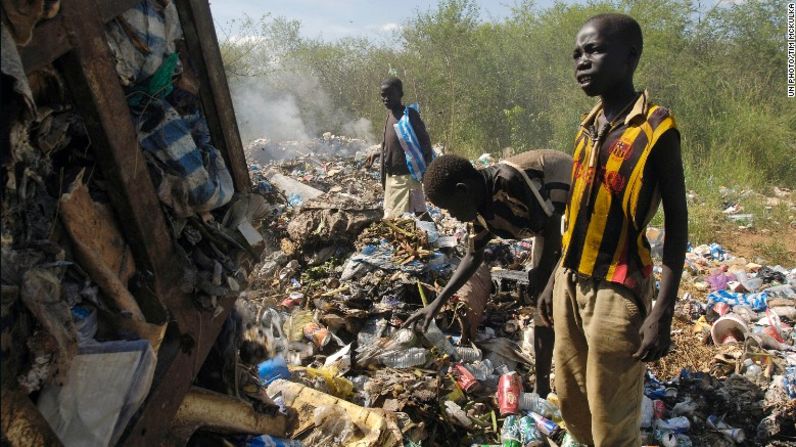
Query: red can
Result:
<box><xmin>452</xmin><ymin>363</ymin><xmax>478</xmax><ymax>392</ymax></box>
<box><xmin>497</xmin><ymin>372</ymin><xmax>523</xmax><ymax>415</ymax></box>
<box><xmin>713</xmin><ymin>302</ymin><xmax>731</xmax><ymax>316</ymax></box>
<box><xmin>652</xmin><ymin>399</ymin><xmax>666</xmax><ymax>419</ymax></box>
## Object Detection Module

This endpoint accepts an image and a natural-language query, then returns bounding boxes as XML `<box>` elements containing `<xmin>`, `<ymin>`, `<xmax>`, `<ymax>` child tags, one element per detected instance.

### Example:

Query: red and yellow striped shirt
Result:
<box><xmin>561</xmin><ymin>91</ymin><xmax>677</xmax><ymax>295</ymax></box>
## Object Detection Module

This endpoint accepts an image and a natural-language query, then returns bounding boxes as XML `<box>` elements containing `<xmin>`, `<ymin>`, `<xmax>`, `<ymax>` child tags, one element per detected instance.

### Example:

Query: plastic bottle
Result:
<box><xmin>735</xmin><ymin>271</ymin><xmax>763</xmax><ymax>293</ymax></box>
<box><xmin>466</xmin><ymin>359</ymin><xmax>495</xmax><ymax>381</ymax></box>
<box><xmin>424</xmin><ymin>320</ymin><xmax>456</xmax><ymax>356</ymax></box>
<box><xmin>518</xmin><ymin>393</ymin><xmax>561</xmax><ymax>421</ymax></box>
<box><xmin>454</xmin><ymin>346</ymin><xmax>482</xmax><ymax>362</ymax></box>
<box><xmin>706</xmin><ymin>415</ymin><xmax>745</xmax><ymax>443</ymax></box>
<box><xmin>654</xmin><ymin>416</ymin><xmax>690</xmax><ymax>434</ymax></box>
<box><xmin>743</xmin><ymin>359</ymin><xmax>762</xmax><ymax>382</ymax></box>
<box><xmin>379</xmin><ymin>347</ymin><xmax>428</xmax><ymax>368</ymax></box>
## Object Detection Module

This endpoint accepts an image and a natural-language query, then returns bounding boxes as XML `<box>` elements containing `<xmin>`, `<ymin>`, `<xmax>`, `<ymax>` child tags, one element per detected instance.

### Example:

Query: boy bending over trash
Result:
<box><xmin>539</xmin><ymin>13</ymin><xmax>688</xmax><ymax>446</ymax></box>
<box><xmin>403</xmin><ymin>149</ymin><xmax>572</xmax><ymax>398</ymax></box>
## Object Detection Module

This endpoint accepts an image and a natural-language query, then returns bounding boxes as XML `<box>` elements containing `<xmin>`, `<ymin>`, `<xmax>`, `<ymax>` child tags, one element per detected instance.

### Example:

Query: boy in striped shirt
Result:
<box><xmin>540</xmin><ymin>13</ymin><xmax>688</xmax><ymax>446</ymax></box>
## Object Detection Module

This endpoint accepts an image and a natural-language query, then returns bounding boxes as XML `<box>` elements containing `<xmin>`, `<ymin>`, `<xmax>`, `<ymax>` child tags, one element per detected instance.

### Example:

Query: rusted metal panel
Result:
<box><xmin>1</xmin><ymin>387</ymin><xmax>63</xmax><ymax>447</ymax></box>
<box><xmin>173</xmin><ymin>0</ymin><xmax>251</xmax><ymax>193</ymax></box>
<box><xmin>19</xmin><ymin>0</ymin><xmax>144</xmax><ymax>74</ymax></box>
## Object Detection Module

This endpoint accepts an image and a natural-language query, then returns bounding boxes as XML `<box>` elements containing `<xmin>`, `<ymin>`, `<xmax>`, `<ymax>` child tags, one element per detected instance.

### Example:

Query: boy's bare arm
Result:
<box><xmin>633</xmin><ymin>129</ymin><xmax>688</xmax><ymax>361</ymax></box>
<box><xmin>402</xmin><ymin>243</ymin><xmax>485</xmax><ymax>332</ymax></box>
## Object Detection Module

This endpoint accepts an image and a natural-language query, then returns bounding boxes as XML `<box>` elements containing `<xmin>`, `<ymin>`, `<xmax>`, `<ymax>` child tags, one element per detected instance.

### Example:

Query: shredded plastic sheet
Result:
<box><xmin>37</xmin><ymin>340</ymin><xmax>156</xmax><ymax>446</ymax></box>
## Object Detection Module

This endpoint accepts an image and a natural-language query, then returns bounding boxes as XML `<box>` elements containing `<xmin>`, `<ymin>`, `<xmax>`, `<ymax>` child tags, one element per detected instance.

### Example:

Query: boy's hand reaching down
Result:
<box><xmin>402</xmin><ymin>299</ymin><xmax>443</xmax><ymax>332</ymax></box>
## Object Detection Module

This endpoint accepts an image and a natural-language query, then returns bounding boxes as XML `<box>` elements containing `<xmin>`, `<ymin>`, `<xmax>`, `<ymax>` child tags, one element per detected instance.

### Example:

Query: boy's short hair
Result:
<box><xmin>381</xmin><ymin>76</ymin><xmax>403</xmax><ymax>94</ymax></box>
<box><xmin>423</xmin><ymin>154</ymin><xmax>480</xmax><ymax>203</ymax></box>
<box><xmin>585</xmin><ymin>13</ymin><xmax>643</xmax><ymax>55</ymax></box>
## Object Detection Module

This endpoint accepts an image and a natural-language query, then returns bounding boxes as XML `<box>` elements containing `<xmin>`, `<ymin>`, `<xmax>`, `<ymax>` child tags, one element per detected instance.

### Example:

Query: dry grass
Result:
<box><xmin>648</xmin><ymin>318</ymin><xmax>717</xmax><ymax>380</ymax></box>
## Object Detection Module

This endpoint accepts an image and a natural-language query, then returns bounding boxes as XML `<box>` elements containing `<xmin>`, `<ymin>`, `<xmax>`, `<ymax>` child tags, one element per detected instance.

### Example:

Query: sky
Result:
<box><xmin>209</xmin><ymin>0</ymin><xmax>561</xmax><ymax>42</ymax></box>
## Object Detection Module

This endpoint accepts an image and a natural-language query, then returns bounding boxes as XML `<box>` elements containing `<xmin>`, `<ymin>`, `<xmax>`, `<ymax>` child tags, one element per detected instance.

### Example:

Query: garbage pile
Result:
<box><xmin>245</xmin><ymin>132</ymin><xmax>377</xmax><ymax>164</ymax></box>
<box><xmin>236</xmin><ymin>147</ymin><xmax>796</xmax><ymax>446</ymax></box>
<box><xmin>641</xmin><ymin>236</ymin><xmax>796</xmax><ymax>446</ymax></box>
<box><xmin>237</xmin><ymin>150</ymin><xmax>573</xmax><ymax>446</ymax></box>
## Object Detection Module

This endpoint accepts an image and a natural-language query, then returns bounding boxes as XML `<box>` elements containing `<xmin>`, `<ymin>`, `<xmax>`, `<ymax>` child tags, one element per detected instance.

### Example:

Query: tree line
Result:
<box><xmin>219</xmin><ymin>0</ymin><xmax>795</xmax><ymax>188</ymax></box>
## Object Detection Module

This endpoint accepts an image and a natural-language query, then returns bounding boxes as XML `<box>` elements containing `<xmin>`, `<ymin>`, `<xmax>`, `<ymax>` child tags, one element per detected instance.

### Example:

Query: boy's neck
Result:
<box><xmin>600</xmin><ymin>81</ymin><xmax>637</xmax><ymax>122</ymax></box>
<box><xmin>390</xmin><ymin>104</ymin><xmax>404</xmax><ymax>115</ymax></box>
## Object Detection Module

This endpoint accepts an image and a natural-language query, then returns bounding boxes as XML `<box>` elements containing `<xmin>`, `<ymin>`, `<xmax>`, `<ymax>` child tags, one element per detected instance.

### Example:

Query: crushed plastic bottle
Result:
<box><xmin>655</xmin><ymin>430</ymin><xmax>693</xmax><ymax>447</ymax></box>
<box><xmin>257</xmin><ymin>355</ymin><xmax>291</xmax><ymax>385</ymax></box>
<box><xmin>465</xmin><ymin>359</ymin><xmax>495</xmax><ymax>381</ymax></box>
<box><xmin>518</xmin><ymin>393</ymin><xmax>561</xmax><ymax>421</ymax></box>
<box><xmin>743</xmin><ymin>359</ymin><xmax>763</xmax><ymax>382</ymax></box>
<box><xmin>424</xmin><ymin>320</ymin><xmax>456</xmax><ymax>356</ymax></box>
<box><xmin>444</xmin><ymin>400</ymin><xmax>473</xmax><ymax>428</ymax></box>
<box><xmin>707</xmin><ymin>415</ymin><xmax>746</xmax><ymax>443</ymax></box>
<box><xmin>287</xmin><ymin>194</ymin><xmax>303</xmax><ymax>207</ymax></box>
<box><xmin>454</xmin><ymin>346</ymin><xmax>482</xmax><ymax>362</ymax></box>
<box><xmin>641</xmin><ymin>396</ymin><xmax>654</xmax><ymax>428</ymax></box>
<box><xmin>379</xmin><ymin>347</ymin><xmax>428</xmax><ymax>368</ymax></box>
<box><xmin>654</xmin><ymin>416</ymin><xmax>691</xmax><ymax>434</ymax></box>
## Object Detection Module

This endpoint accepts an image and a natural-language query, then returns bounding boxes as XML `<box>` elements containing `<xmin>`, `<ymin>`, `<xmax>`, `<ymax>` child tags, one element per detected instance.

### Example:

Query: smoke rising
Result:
<box><xmin>228</xmin><ymin>69</ymin><xmax>374</xmax><ymax>147</ymax></box>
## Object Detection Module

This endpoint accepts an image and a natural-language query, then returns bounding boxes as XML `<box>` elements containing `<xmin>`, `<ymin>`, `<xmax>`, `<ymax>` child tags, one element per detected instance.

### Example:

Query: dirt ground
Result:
<box><xmin>715</xmin><ymin>226</ymin><xmax>796</xmax><ymax>266</ymax></box>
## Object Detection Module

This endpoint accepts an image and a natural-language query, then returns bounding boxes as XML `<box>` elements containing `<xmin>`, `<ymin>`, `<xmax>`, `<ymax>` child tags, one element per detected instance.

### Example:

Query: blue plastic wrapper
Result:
<box><xmin>644</xmin><ymin>370</ymin><xmax>667</xmax><ymax>399</ymax></box>
<box><xmin>709</xmin><ymin>243</ymin><xmax>726</xmax><ymax>260</ymax></box>
<box><xmin>707</xmin><ymin>290</ymin><xmax>768</xmax><ymax>312</ymax></box>
<box><xmin>257</xmin><ymin>356</ymin><xmax>291</xmax><ymax>385</ymax></box>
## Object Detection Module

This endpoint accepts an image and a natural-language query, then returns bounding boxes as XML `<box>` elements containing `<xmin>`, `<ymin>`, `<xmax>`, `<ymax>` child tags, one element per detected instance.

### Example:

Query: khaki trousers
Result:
<box><xmin>552</xmin><ymin>266</ymin><xmax>652</xmax><ymax>446</ymax></box>
<box><xmin>453</xmin><ymin>263</ymin><xmax>492</xmax><ymax>340</ymax></box>
<box><xmin>383</xmin><ymin>174</ymin><xmax>426</xmax><ymax>218</ymax></box>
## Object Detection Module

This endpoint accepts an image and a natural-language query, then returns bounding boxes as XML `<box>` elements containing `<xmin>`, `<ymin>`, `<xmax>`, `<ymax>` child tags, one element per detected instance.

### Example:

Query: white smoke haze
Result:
<box><xmin>341</xmin><ymin>117</ymin><xmax>375</xmax><ymax>143</ymax></box>
<box><xmin>228</xmin><ymin>66</ymin><xmax>375</xmax><ymax>152</ymax></box>
<box><xmin>231</xmin><ymin>79</ymin><xmax>310</xmax><ymax>143</ymax></box>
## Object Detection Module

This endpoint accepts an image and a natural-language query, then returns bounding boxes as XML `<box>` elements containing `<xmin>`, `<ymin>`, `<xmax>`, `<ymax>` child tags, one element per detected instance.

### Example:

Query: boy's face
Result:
<box><xmin>573</xmin><ymin>21</ymin><xmax>635</xmax><ymax>97</ymax></box>
<box><xmin>431</xmin><ymin>181</ymin><xmax>480</xmax><ymax>222</ymax></box>
<box><xmin>380</xmin><ymin>84</ymin><xmax>402</xmax><ymax>110</ymax></box>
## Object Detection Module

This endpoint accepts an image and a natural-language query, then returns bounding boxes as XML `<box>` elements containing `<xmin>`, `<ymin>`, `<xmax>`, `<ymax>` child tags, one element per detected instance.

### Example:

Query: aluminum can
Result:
<box><xmin>497</xmin><ymin>372</ymin><xmax>522</xmax><ymax>415</ymax></box>
<box><xmin>453</xmin><ymin>363</ymin><xmax>479</xmax><ymax>391</ymax></box>
<box><xmin>501</xmin><ymin>415</ymin><xmax>521</xmax><ymax>447</ymax></box>
<box><xmin>303</xmin><ymin>322</ymin><xmax>331</xmax><ymax>347</ymax></box>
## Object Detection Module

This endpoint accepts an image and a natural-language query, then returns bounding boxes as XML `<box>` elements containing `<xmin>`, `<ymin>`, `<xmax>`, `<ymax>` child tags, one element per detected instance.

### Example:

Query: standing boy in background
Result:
<box><xmin>537</xmin><ymin>13</ymin><xmax>688</xmax><ymax>446</ymax></box>
<box><xmin>375</xmin><ymin>77</ymin><xmax>434</xmax><ymax>218</ymax></box>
